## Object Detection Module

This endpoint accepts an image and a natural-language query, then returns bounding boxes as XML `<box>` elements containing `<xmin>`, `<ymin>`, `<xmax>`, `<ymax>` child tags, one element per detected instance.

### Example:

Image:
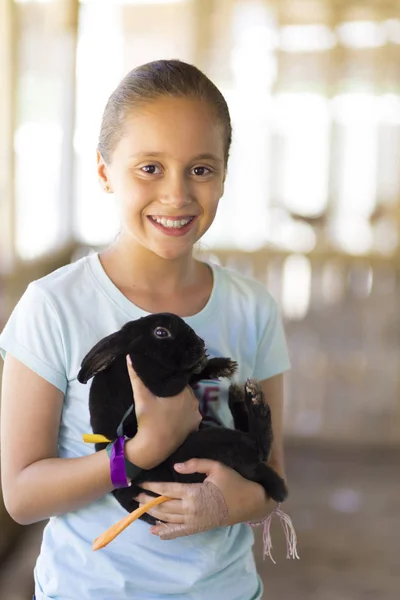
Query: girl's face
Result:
<box><xmin>97</xmin><ymin>96</ymin><xmax>226</xmax><ymax>261</ymax></box>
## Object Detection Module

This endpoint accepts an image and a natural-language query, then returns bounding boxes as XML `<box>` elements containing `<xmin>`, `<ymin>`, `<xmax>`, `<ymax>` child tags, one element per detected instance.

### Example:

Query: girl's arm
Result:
<box><xmin>1</xmin><ymin>354</ymin><xmax>114</xmax><ymax>524</ymax></box>
<box><xmin>261</xmin><ymin>374</ymin><xmax>287</xmax><ymax>482</ymax></box>
<box><xmin>0</xmin><ymin>354</ymin><xmax>201</xmax><ymax>525</ymax></box>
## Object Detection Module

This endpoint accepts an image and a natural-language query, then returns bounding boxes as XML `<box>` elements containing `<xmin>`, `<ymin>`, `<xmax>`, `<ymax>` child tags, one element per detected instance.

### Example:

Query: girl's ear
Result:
<box><xmin>78</xmin><ymin>331</ymin><xmax>124</xmax><ymax>384</ymax></box>
<box><xmin>97</xmin><ymin>150</ymin><xmax>112</xmax><ymax>193</ymax></box>
<box><xmin>217</xmin><ymin>171</ymin><xmax>225</xmax><ymax>203</ymax></box>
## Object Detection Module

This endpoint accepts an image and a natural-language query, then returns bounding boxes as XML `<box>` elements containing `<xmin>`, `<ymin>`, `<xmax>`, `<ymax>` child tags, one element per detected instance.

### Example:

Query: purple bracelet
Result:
<box><xmin>110</xmin><ymin>436</ymin><xmax>130</xmax><ymax>489</ymax></box>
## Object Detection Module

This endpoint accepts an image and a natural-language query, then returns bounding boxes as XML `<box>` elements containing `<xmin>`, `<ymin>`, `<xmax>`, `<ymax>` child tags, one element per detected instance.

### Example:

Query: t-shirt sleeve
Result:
<box><xmin>253</xmin><ymin>295</ymin><xmax>291</xmax><ymax>381</ymax></box>
<box><xmin>0</xmin><ymin>282</ymin><xmax>67</xmax><ymax>393</ymax></box>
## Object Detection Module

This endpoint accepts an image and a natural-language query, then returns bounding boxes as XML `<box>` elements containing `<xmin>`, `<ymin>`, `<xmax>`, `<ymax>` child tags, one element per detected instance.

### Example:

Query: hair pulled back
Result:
<box><xmin>98</xmin><ymin>59</ymin><xmax>232</xmax><ymax>166</ymax></box>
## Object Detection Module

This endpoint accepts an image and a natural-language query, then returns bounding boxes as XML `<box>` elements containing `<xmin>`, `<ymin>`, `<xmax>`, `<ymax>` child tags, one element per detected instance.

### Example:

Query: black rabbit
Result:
<box><xmin>78</xmin><ymin>313</ymin><xmax>288</xmax><ymax>525</ymax></box>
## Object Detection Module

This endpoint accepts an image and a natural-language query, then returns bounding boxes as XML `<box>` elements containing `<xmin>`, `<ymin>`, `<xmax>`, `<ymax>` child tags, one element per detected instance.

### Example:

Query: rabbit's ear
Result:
<box><xmin>78</xmin><ymin>330</ymin><xmax>125</xmax><ymax>383</ymax></box>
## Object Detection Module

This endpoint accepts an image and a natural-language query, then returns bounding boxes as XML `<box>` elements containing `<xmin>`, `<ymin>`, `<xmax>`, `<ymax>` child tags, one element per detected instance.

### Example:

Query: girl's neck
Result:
<box><xmin>98</xmin><ymin>238</ymin><xmax>213</xmax><ymax>316</ymax></box>
<box><xmin>100</xmin><ymin>238</ymin><xmax>200</xmax><ymax>295</ymax></box>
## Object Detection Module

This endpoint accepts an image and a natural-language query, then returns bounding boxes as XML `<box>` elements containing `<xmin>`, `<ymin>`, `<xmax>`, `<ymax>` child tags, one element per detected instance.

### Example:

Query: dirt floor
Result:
<box><xmin>1</xmin><ymin>442</ymin><xmax>399</xmax><ymax>600</ymax></box>
<box><xmin>254</xmin><ymin>443</ymin><xmax>400</xmax><ymax>600</ymax></box>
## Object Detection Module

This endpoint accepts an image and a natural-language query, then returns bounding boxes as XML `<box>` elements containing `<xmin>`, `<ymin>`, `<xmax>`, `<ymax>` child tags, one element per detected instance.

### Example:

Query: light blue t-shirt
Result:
<box><xmin>0</xmin><ymin>252</ymin><xmax>290</xmax><ymax>600</ymax></box>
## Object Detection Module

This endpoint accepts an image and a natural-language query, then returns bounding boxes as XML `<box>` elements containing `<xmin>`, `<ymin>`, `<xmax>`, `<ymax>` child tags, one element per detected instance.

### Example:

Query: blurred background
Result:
<box><xmin>0</xmin><ymin>0</ymin><xmax>399</xmax><ymax>598</ymax></box>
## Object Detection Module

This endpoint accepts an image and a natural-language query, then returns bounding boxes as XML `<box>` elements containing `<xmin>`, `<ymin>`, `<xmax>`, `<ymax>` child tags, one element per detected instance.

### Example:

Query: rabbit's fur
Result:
<box><xmin>78</xmin><ymin>313</ymin><xmax>288</xmax><ymax>524</ymax></box>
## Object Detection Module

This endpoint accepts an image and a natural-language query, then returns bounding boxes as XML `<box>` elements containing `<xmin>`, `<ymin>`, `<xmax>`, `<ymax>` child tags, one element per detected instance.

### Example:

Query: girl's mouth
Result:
<box><xmin>148</xmin><ymin>216</ymin><xmax>196</xmax><ymax>236</ymax></box>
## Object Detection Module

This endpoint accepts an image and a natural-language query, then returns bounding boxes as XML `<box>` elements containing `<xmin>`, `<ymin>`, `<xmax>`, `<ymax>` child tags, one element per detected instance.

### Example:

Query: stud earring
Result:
<box><xmin>104</xmin><ymin>184</ymin><xmax>110</xmax><ymax>193</ymax></box>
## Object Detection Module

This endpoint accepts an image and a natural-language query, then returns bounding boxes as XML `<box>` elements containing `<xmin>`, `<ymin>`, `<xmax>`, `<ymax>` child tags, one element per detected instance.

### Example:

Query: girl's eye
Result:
<box><xmin>141</xmin><ymin>165</ymin><xmax>161</xmax><ymax>175</ymax></box>
<box><xmin>191</xmin><ymin>166</ymin><xmax>212</xmax><ymax>177</ymax></box>
<box><xmin>153</xmin><ymin>327</ymin><xmax>171</xmax><ymax>339</ymax></box>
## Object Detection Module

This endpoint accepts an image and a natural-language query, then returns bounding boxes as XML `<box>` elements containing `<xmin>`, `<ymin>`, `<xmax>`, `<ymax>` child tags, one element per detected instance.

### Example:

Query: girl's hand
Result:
<box><xmin>135</xmin><ymin>459</ymin><xmax>277</xmax><ymax>540</ymax></box>
<box><xmin>125</xmin><ymin>357</ymin><xmax>202</xmax><ymax>468</ymax></box>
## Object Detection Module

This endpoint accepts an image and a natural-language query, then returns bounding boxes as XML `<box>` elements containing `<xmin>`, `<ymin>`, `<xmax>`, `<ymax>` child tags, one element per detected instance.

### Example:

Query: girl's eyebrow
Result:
<box><xmin>129</xmin><ymin>152</ymin><xmax>223</xmax><ymax>164</ymax></box>
<box><xmin>192</xmin><ymin>153</ymin><xmax>224</xmax><ymax>164</ymax></box>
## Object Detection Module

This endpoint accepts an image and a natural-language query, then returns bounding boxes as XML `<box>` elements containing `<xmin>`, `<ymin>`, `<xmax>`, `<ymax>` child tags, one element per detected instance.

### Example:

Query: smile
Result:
<box><xmin>147</xmin><ymin>215</ymin><xmax>197</xmax><ymax>237</ymax></box>
<box><xmin>149</xmin><ymin>216</ymin><xmax>195</xmax><ymax>229</ymax></box>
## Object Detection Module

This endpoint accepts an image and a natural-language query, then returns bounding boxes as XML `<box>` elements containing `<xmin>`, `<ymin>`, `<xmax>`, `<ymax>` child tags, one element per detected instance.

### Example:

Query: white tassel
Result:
<box><xmin>247</xmin><ymin>504</ymin><xmax>300</xmax><ymax>564</ymax></box>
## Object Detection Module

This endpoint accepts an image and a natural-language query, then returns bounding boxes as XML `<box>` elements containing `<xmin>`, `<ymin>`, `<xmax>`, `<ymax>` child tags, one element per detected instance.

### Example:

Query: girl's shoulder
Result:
<box><xmin>31</xmin><ymin>253</ymin><xmax>93</xmax><ymax>299</ymax></box>
<box><xmin>15</xmin><ymin>253</ymin><xmax>103</xmax><ymax>338</ymax></box>
<box><xmin>210</xmin><ymin>261</ymin><xmax>278</xmax><ymax>310</ymax></box>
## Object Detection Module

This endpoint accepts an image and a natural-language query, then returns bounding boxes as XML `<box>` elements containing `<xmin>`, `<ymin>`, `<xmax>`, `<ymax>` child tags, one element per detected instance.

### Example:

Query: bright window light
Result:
<box><xmin>332</xmin><ymin>94</ymin><xmax>378</xmax><ymax>220</ymax></box>
<box><xmin>15</xmin><ymin>123</ymin><xmax>62</xmax><ymax>259</ymax></box>
<box><xmin>269</xmin><ymin>214</ymin><xmax>317</xmax><ymax>253</ymax></box>
<box><xmin>123</xmin><ymin>0</ymin><xmax>189</xmax><ymax>3</ymax></box>
<box><xmin>273</xmin><ymin>93</ymin><xmax>330</xmax><ymax>217</ymax></box>
<box><xmin>378</xmin><ymin>94</ymin><xmax>400</xmax><ymax>125</ymax></box>
<box><xmin>332</xmin><ymin>93</ymin><xmax>378</xmax><ymax>123</ymax></box>
<box><xmin>330</xmin><ymin>217</ymin><xmax>374</xmax><ymax>255</ymax></box>
<box><xmin>81</xmin><ymin>0</ymin><xmax>189</xmax><ymax>4</ymax></box>
<box><xmin>337</xmin><ymin>21</ymin><xmax>387</xmax><ymax>48</ymax></box>
<box><xmin>231</xmin><ymin>0</ymin><xmax>278</xmax><ymax>89</ymax></box>
<box><xmin>385</xmin><ymin>19</ymin><xmax>400</xmax><ymax>44</ymax></box>
<box><xmin>282</xmin><ymin>254</ymin><xmax>311</xmax><ymax>320</ymax></box>
<box><xmin>204</xmin><ymin>0</ymin><xmax>278</xmax><ymax>250</ymax></box>
<box><xmin>280</xmin><ymin>25</ymin><xmax>336</xmax><ymax>53</ymax></box>
<box><xmin>337</xmin><ymin>124</ymin><xmax>377</xmax><ymax>216</ymax></box>
<box><xmin>74</xmin><ymin>0</ymin><xmax>124</xmax><ymax>245</ymax></box>
<box><xmin>14</xmin><ymin>0</ymin><xmax>55</xmax><ymax>4</ymax></box>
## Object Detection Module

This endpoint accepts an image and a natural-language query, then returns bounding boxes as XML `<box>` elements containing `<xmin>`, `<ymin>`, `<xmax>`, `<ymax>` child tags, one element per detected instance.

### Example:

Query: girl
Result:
<box><xmin>0</xmin><ymin>60</ymin><xmax>291</xmax><ymax>599</ymax></box>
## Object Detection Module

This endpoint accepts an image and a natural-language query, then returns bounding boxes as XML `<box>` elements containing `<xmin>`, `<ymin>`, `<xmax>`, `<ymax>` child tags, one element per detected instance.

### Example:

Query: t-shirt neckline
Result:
<box><xmin>87</xmin><ymin>251</ymin><xmax>220</xmax><ymax>325</ymax></box>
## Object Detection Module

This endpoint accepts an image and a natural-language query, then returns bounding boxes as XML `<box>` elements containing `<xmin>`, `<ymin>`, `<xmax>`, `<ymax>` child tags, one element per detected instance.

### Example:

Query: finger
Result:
<box><xmin>145</xmin><ymin>509</ymin><xmax>185</xmax><ymax>524</ymax></box>
<box><xmin>134</xmin><ymin>493</ymin><xmax>157</xmax><ymax>505</ymax></box>
<box><xmin>135</xmin><ymin>496</ymin><xmax>183</xmax><ymax>514</ymax></box>
<box><xmin>126</xmin><ymin>356</ymin><xmax>154</xmax><ymax>402</ymax></box>
<box><xmin>126</xmin><ymin>355</ymin><xmax>139</xmax><ymax>379</ymax></box>
<box><xmin>174</xmin><ymin>458</ymin><xmax>222</xmax><ymax>476</ymax></box>
<box><xmin>153</xmin><ymin>481</ymin><xmax>229</xmax><ymax>539</ymax></box>
<box><xmin>140</xmin><ymin>481</ymin><xmax>197</xmax><ymax>499</ymax></box>
<box><xmin>150</xmin><ymin>523</ymin><xmax>195</xmax><ymax>540</ymax></box>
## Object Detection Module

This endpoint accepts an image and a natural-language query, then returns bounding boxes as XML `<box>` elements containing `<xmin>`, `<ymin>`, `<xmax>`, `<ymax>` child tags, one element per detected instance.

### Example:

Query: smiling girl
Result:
<box><xmin>0</xmin><ymin>60</ymin><xmax>291</xmax><ymax>600</ymax></box>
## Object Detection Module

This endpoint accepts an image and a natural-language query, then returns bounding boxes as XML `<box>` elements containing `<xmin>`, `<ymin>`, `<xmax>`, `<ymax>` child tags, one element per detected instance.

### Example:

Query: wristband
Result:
<box><xmin>106</xmin><ymin>437</ymin><xmax>142</xmax><ymax>487</ymax></box>
<box><xmin>106</xmin><ymin>437</ymin><xmax>129</xmax><ymax>489</ymax></box>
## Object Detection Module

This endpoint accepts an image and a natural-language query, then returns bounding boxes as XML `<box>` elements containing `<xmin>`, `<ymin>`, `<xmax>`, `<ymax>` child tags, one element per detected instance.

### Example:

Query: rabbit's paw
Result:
<box><xmin>245</xmin><ymin>379</ymin><xmax>263</xmax><ymax>405</ymax></box>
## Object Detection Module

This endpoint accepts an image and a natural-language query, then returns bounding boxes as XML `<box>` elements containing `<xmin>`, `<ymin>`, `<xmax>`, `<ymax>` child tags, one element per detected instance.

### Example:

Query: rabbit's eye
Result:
<box><xmin>154</xmin><ymin>326</ymin><xmax>171</xmax><ymax>339</ymax></box>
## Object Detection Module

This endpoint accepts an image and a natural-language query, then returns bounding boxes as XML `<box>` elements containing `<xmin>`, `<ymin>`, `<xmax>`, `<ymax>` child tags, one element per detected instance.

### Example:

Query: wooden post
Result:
<box><xmin>55</xmin><ymin>0</ymin><xmax>80</xmax><ymax>247</ymax></box>
<box><xmin>0</xmin><ymin>0</ymin><xmax>16</xmax><ymax>275</ymax></box>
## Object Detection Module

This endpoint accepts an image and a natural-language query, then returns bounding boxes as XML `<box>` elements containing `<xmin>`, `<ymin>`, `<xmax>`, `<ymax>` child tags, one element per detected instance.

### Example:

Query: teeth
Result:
<box><xmin>152</xmin><ymin>217</ymin><xmax>192</xmax><ymax>229</ymax></box>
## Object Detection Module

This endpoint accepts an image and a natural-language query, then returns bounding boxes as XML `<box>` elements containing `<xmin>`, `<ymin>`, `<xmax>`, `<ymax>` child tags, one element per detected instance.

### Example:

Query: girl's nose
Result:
<box><xmin>159</xmin><ymin>174</ymin><xmax>192</xmax><ymax>208</ymax></box>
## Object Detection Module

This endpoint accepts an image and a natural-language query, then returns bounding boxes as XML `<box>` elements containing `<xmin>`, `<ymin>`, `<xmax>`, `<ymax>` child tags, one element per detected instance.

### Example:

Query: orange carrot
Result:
<box><xmin>92</xmin><ymin>495</ymin><xmax>171</xmax><ymax>551</ymax></box>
